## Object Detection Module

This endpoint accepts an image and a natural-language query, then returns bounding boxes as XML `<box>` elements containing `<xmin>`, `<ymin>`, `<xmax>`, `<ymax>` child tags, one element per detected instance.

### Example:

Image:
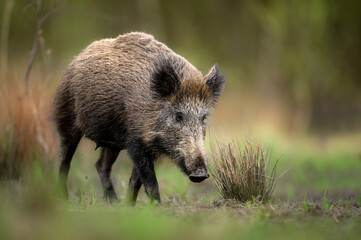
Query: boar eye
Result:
<box><xmin>175</xmin><ymin>113</ymin><xmax>184</xmax><ymax>123</ymax></box>
<box><xmin>201</xmin><ymin>115</ymin><xmax>207</xmax><ymax>124</ymax></box>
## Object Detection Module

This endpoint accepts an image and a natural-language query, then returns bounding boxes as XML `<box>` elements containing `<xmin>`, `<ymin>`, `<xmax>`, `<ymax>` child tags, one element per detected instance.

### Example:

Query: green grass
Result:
<box><xmin>1</xmin><ymin>185</ymin><xmax>360</xmax><ymax>240</ymax></box>
<box><xmin>1</xmin><ymin>134</ymin><xmax>361</xmax><ymax>240</ymax></box>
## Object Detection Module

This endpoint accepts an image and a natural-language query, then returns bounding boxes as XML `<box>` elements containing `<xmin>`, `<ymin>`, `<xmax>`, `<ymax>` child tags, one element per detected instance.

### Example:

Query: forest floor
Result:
<box><xmin>1</xmin><ymin>134</ymin><xmax>361</xmax><ymax>240</ymax></box>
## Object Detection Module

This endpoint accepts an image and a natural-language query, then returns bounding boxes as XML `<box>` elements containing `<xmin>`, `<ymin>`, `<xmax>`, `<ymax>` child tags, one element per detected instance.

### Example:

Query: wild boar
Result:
<box><xmin>53</xmin><ymin>32</ymin><xmax>225</xmax><ymax>204</ymax></box>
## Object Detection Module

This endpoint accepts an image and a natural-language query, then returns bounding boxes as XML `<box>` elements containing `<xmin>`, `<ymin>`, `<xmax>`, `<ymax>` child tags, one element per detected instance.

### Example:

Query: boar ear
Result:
<box><xmin>152</xmin><ymin>61</ymin><xmax>181</xmax><ymax>97</ymax></box>
<box><xmin>205</xmin><ymin>64</ymin><xmax>225</xmax><ymax>102</ymax></box>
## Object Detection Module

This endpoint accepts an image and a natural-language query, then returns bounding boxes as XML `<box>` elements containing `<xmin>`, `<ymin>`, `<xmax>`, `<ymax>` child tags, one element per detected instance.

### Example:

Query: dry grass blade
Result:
<box><xmin>210</xmin><ymin>137</ymin><xmax>282</xmax><ymax>203</ymax></box>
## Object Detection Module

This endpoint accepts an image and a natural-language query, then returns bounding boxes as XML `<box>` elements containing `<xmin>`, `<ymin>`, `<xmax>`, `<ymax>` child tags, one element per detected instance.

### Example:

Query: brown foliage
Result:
<box><xmin>0</xmin><ymin>81</ymin><xmax>57</xmax><ymax>179</ymax></box>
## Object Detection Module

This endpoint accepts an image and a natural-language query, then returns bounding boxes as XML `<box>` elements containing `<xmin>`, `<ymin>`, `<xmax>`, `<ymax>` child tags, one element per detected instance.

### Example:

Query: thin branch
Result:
<box><xmin>25</xmin><ymin>28</ymin><xmax>39</xmax><ymax>95</ymax></box>
<box><xmin>38</xmin><ymin>5</ymin><xmax>57</xmax><ymax>26</ymax></box>
<box><xmin>25</xmin><ymin>0</ymin><xmax>61</xmax><ymax>95</ymax></box>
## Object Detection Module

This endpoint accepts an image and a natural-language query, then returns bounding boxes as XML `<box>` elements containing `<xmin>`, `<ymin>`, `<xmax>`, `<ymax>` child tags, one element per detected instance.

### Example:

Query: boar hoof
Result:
<box><xmin>104</xmin><ymin>192</ymin><xmax>119</xmax><ymax>204</ymax></box>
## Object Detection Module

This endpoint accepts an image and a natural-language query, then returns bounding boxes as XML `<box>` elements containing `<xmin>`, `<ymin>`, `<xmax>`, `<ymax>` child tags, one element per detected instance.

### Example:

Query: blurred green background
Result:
<box><xmin>3</xmin><ymin>0</ymin><xmax>361</xmax><ymax>134</ymax></box>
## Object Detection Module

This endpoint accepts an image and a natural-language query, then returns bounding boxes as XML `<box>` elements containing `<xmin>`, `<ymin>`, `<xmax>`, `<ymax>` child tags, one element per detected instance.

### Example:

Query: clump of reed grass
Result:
<box><xmin>0</xmin><ymin>80</ymin><xmax>57</xmax><ymax>179</ymax></box>
<box><xmin>210</xmin><ymin>138</ymin><xmax>282</xmax><ymax>203</ymax></box>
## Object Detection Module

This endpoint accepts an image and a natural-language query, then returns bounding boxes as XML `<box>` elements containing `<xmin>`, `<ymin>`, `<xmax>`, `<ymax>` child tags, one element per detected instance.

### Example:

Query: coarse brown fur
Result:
<box><xmin>53</xmin><ymin>32</ymin><xmax>225</xmax><ymax>204</ymax></box>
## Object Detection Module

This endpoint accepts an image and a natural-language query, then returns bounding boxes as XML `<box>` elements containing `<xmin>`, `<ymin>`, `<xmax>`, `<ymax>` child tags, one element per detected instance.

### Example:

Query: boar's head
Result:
<box><xmin>150</xmin><ymin>61</ymin><xmax>225</xmax><ymax>183</ymax></box>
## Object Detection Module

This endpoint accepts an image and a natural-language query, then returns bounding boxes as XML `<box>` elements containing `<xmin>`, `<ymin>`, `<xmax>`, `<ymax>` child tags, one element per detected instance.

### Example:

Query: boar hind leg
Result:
<box><xmin>126</xmin><ymin>166</ymin><xmax>142</xmax><ymax>205</ymax></box>
<box><xmin>58</xmin><ymin>130</ymin><xmax>82</xmax><ymax>198</ymax></box>
<box><xmin>95</xmin><ymin>147</ymin><xmax>120</xmax><ymax>202</ymax></box>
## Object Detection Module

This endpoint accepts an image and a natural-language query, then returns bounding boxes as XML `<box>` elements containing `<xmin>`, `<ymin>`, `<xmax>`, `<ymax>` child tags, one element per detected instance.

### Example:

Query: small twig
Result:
<box><xmin>25</xmin><ymin>28</ymin><xmax>39</xmax><ymax>95</ymax></box>
<box><xmin>25</xmin><ymin>0</ymin><xmax>61</xmax><ymax>95</ymax></box>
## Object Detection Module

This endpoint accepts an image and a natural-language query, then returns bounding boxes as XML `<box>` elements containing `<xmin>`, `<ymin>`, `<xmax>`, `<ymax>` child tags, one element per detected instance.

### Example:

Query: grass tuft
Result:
<box><xmin>210</xmin><ymin>138</ymin><xmax>283</xmax><ymax>203</ymax></box>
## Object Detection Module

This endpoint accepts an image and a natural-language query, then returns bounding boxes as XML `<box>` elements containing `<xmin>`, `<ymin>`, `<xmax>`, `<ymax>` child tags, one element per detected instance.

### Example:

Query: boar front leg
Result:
<box><xmin>95</xmin><ymin>147</ymin><xmax>120</xmax><ymax>202</ymax></box>
<box><xmin>133</xmin><ymin>159</ymin><xmax>161</xmax><ymax>204</ymax></box>
<box><xmin>126</xmin><ymin>166</ymin><xmax>143</xmax><ymax>205</ymax></box>
<box><xmin>128</xmin><ymin>139</ymin><xmax>161</xmax><ymax>204</ymax></box>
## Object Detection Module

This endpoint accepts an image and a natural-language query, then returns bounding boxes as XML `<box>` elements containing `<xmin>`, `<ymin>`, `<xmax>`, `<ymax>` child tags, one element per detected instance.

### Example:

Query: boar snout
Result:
<box><xmin>189</xmin><ymin>168</ymin><xmax>209</xmax><ymax>183</ymax></box>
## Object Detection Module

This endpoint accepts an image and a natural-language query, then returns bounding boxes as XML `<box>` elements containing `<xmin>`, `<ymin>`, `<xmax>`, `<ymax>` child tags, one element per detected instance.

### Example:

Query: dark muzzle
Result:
<box><xmin>189</xmin><ymin>168</ymin><xmax>209</xmax><ymax>183</ymax></box>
